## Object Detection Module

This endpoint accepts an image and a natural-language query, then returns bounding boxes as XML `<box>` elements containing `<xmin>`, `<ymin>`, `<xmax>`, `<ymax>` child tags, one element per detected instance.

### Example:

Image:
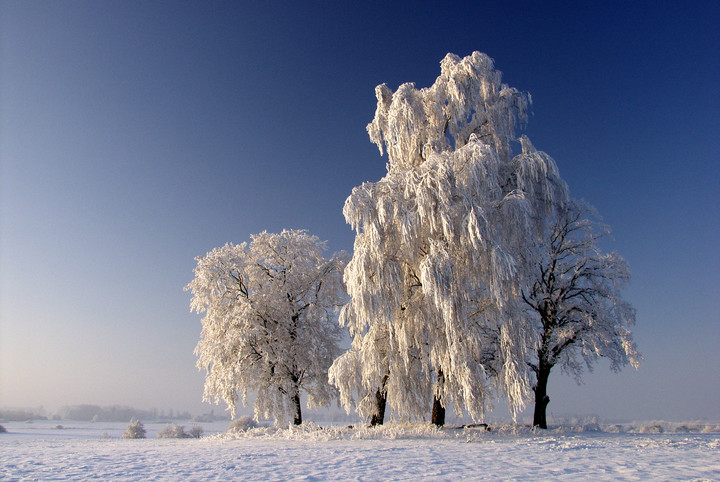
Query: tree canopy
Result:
<box><xmin>186</xmin><ymin>230</ymin><xmax>348</xmax><ymax>425</ymax></box>
<box><xmin>330</xmin><ymin>52</ymin><xmax>570</xmax><ymax>422</ymax></box>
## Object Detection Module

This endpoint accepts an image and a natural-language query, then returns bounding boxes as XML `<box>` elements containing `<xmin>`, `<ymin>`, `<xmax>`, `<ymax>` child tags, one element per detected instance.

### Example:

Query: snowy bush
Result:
<box><xmin>121</xmin><ymin>418</ymin><xmax>146</xmax><ymax>439</ymax></box>
<box><xmin>188</xmin><ymin>424</ymin><xmax>204</xmax><ymax>439</ymax></box>
<box><xmin>157</xmin><ymin>423</ymin><xmax>191</xmax><ymax>439</ymax></box>
<box><xmin>618</xmin><ymin>420</ymin><xmax>720</xmax><ymax>434</ymax></box>
<box><xmin>0</xmin><ymin>424</ymin><xmax>7</xmax><ymax>433</ymax></box>
<box><xmin>226</xmin><ymin>416</ymin><xmax>259</xmax><ymax>434</ymax></box>
<box><xmin>582</xmin><ymin>422</ymin><xmax>602</xmax><ymax>432</ymax></box>
<box><xmin>641</xmin><ymin>424</ymin><xmax>664</xmax><ymax>434</ymax></box>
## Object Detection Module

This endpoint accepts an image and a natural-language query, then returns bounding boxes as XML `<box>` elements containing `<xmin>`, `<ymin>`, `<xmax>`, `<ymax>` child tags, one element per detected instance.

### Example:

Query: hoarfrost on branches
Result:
<box><xmin>186</xmin><ymin>230</ymin><xmax>348</xmax><ymax>425</ymax></box>
<box><xmin>520</xmin><ymin>200</ymin><xmax>640</xmax><ymax>428</ymax></box>
<box><xmin>330</xmin><ymin>52</ymin><xmax>569</xmax><ymax>423</ymax></box>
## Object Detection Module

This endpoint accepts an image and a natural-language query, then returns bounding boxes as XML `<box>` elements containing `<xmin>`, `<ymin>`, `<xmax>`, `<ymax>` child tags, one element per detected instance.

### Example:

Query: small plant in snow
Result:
<box><xmin>122</xmin><ymin>418</ymin><xmax>146</xmax><ymax>439</ymax></box>
<box><xmin>226</xmin><ymin>416</ymin><xmax>259</xmax><ymax>434</ymax></box>
<box><xmin>157</xmin><ymin>423</ymin><xmax>191</xmax><ymax>438</ymax></box>
<box><xmin>188</xmin><ymin>424</ymin><xmax>204</xmax><ymax>439</ymax></box>
<box><xmin>0</xmin><ymin>424</ymin><xmax>7</xmax><ymax>433</ymax></box>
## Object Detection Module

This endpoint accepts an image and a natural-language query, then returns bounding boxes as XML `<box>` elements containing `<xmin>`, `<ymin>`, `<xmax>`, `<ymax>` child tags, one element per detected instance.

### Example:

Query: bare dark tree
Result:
<box><xmin>522</xmin><ymin>200</ymin><xmax>640</xmax><ymax>428</ymax></box>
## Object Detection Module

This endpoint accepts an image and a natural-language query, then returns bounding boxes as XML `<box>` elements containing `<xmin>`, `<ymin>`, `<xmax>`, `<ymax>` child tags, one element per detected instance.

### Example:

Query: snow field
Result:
<box><xmin>2</xmin><ymin>421</ymin><xmax>719</xmax><ymax>480</ymax></box>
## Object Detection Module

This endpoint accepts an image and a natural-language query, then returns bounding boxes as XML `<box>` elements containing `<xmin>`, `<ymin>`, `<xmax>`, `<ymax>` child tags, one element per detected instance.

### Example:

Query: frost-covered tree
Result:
<box><xmin>329</xmin><ymin>52</ymin><xmax>569</xmax><ymax>425</ymax></box>
<box><xmin>520</xmin><ymin>200</ymin><xmax>640</xmax><ymax>428</ymax></box>
<box><xmin>186</xmin><ymin>230</ymin><xmax>348</xmax><ymax>425</ymax></box>
<box><xmin>122</xmin><ymin>418</ymin><xmax>146</xmax><ymax>439</ymax></box>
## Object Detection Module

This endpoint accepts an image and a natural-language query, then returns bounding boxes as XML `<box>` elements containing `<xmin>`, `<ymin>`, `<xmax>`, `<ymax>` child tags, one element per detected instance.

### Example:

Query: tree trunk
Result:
<box><xmin>292</xmin><ymin>390</ymin><xmax>302</xmax><ymax>425</ymax></box>
<box><xmin>431</xmin><ymin>396</ymin><xmax>445</xmax><ymax>427</ymax></box>
<box><xmin>533</xmin><ymin>364</ymin><xmax>551</xmax><ymax>429</ymax></box>
<box><xmin>370</xmin><ymin>388</ymin><xmax>387</xmax><ymax>426</ymax></box>
<box><xmin>431</xmin><ymin>369</ymin><xmax>445</xmax><ymax>427</ymax></box>
<box><xmin>370</xmin><ymin>375</ymin><xmax>389</xmax><ymax>426</ymax></box>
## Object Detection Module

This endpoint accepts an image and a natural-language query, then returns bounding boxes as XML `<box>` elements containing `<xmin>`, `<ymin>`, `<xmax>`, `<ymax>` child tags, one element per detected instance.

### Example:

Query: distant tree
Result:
<box><xmin>187</xmin><ymin>229</ymin><xmax>348</xmax><ymax>426</ymax></box>
<box><xmin>330</xmin><ymin>52</ymin><xmax>569</xmax><ymax>425</ymax></box>
<box><xmin>520</xmin><ymin>200</ymin><xmax>640</xmax><ymax>428</ymax></box>
<box><xmin>122</xmin><ymin>418</ymin><xmax>146</xmax><ymax>439</ymax></box>
<box><xmin>58</xmin><ymin>404</ymin><xmax>154</xmax><ymax>422</ymax></box>
<box><xmin>0</xmin><ymin>408</ymin><xmax>47</xmax><ymax>421</ymax></box>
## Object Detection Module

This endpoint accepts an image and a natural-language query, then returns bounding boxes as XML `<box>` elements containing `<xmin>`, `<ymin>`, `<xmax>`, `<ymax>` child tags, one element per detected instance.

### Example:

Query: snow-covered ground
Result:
<box><xmin>2</xmin><ymin>420</ymin><xmax>719</xmax><ymax>480</ymax></box>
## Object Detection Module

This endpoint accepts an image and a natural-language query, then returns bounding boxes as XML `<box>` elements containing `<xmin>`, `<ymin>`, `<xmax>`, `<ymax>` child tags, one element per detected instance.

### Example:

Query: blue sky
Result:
<box><xmin>1</xmin><ymin>0</ymin><xmax>718</xmax><ymax>422</ymax></box>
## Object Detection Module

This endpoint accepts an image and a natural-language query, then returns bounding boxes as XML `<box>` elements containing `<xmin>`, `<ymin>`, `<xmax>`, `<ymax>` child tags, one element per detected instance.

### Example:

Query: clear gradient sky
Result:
<box><xmin>1</xmin><ymin>1</ymin><xmax>718</xmax><ymax>422</ymax></box>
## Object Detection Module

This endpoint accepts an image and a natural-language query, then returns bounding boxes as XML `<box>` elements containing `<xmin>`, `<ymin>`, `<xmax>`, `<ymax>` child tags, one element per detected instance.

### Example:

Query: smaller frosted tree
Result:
<box><xmin>122</xmin><ymin>418</ymin><xmax>146</xmax><ymax>439</ymax></box>
<box><xmin>521</xmin><ymin>200</ymin><xmax>640</xmax><ymax>428</ymax></box>
<box><xmin>186</xmin><ymin>230</ymin><xmax>347</xmax><ymax>425</ymax></box>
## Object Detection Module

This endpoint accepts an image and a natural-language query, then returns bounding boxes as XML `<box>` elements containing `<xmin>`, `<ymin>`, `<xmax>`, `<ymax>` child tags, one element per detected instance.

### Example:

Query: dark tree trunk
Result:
<box><xmin>431</xmin><ymin>369</ymin><xmax>445</xmax><ymax>427</ymax></box>
<box><xmin>370</xmin><ymin>388</ymin><xmax>387</xmax><ymax>426</ymax></box>
<box><xmin>533</xmin><ymin>363</ymin><xmax>551</xmax><ymax>429</ymax></box>
<box><xmin>370</xmin><ymin>375</ymin><xmax>389</xmax><ymax>426</ymax></box>
<box><xmin>431</xmin><ymin>396</ymin><xmax>445</xmax><ymax>427</ymax></box>
<box><xmin>292</xmin><ymin>390</ymin><xmax>302</xmax><ymax>425</ymax></box>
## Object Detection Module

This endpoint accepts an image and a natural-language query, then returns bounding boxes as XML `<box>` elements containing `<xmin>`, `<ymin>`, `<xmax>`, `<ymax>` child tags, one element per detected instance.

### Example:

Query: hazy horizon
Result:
<box><xmin>2</xmin><ymin>1</ymin><xmax>718</xmax><ymax>424</ymax></box>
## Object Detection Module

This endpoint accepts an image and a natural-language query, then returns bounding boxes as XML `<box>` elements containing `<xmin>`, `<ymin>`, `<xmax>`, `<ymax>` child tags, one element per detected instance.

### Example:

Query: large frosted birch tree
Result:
<box><xmin>329</xmin><ymin>52</ymin><xmax>569</xmax><ymax>424</ymax></box>
<box><xmin>186</xmin><ymin>230</ymin><xmax>347</xmax><ymax>425</ymax></box>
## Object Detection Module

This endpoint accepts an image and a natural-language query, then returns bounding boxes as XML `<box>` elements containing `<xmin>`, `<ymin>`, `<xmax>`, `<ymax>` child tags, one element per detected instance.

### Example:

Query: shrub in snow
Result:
<box><xmin>0</xmin><ymin>424</ymin><xmax>7</xmax><ymax>433</ymax></box>
<box><xmin>157</xmin><ymin>423</ymin><xmax>190</xmax><ymax>438</ymax></box>
<box><xmin>582</xmin><ymin>422</ymin><xmax>602</xmax><ymax>432</ymax></box>
<box><xmin>122</xmin><ymin>418</ymin><xmax>146</xmax><ymax>439</ymax></box>
<box><xmin>646</xmin><ymin>424</ymin><xmax>664</xmax><ymax>434</ymax></box>
<box><xmin>188</xmin><ymin>424</ymin><xmax>204</xmax><ymax>439</ymax></box>
<box><xmin>226</xmin><ymin>416</ymin><xmax>258</xmax><ymax>434</ymax></box>
<box><xmin>700</xmin><ymin>424</ymin><xmax>720</xmax><ymax>434</ymax></box>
